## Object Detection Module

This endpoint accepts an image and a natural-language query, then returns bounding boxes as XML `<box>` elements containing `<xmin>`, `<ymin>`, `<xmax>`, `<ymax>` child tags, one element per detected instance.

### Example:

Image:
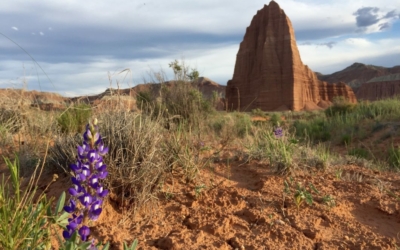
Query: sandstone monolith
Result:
<box><xmin>226</xmin><ymin>1</ymin><xmax>356</xmax><ymax>111</ymax></box>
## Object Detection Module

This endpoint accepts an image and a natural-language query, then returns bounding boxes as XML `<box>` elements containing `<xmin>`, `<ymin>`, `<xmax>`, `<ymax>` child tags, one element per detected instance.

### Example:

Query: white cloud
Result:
<box><xmin>11</xmin><ymin>26</ymin><xmax>18</xmax><ymax>31</ymax></box>
<box><xmin>39</xmin><ymin>31</ymin><xmax>44</xmax><ymax>36</ymax></box>
<box><xmin>299</xmin><ymin>37</ymin><xmax>400</xmax><ymax>73</ymax></box>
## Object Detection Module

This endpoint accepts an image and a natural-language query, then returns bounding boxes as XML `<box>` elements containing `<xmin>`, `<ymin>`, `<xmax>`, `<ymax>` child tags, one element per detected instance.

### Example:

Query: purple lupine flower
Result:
<box><xmin>63</xmin><ymin>118</ymin><xmax>109</xmax><ymax>243</ymax></box>
<box><xmin>274</xmin><ymin>127</ymin><xmax>283</xmax><ymax>138</ymax></box>
<box><xmin>79</xmin><ymin>226</ymin><xmax>90</xmax><ymax>241</ymax></box>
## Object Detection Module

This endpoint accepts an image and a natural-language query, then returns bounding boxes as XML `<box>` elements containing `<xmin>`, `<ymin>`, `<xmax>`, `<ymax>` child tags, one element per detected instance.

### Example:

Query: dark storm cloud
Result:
<box><xmin>353</xmin><ymin>7</ymin><xmax>380</xmax><ymax>27</ymax></box>
<box><xmin>353</xmin><ymin>7</ymin><xmax>399</xmax><ymax>30</ymax></box>
<box><xmin>383</xmin><ymin>10</ymin><xmax>399</xmax><ymax>19</ymax></box>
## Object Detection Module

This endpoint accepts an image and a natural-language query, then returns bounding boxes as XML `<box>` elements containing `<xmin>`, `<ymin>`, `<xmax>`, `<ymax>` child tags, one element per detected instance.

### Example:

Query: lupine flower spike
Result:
<box><xmin>274</xmin><ymin>124</ymin><xmax>283</xmax><ymax>139</ymax></box>
<box><xmin>63</xmin><ymin>118</ymin><xmax>109</xmax><ymax>243</ymax></box>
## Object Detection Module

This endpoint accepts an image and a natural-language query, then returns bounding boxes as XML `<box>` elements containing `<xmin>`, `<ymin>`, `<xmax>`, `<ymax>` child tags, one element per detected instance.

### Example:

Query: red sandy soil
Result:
<box><xmin>42</xmin><ymin>159</ymin><xmax>399</xmax><ymax>249</ymax></box>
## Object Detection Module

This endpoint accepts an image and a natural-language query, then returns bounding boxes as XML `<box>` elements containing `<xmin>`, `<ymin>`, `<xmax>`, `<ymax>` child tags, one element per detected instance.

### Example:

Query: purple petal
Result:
<box><xmin>84</xmin><ymin>129</ymin><xmax>92</xmax><ymax>141</ymax></box>
<box><xmin>97</xmin><ymin>187</ymin><xmax>109</xmax><ymax>198</ymax></box>
<box><xmin>97</xmin><ymin>143</ymin><xmax>109</xmax><ymax>155</ymax></box>
<box><xmin>98</xmin><ymin>171</ymin><xmax>108</xmax><ymax>179</ymax></box>
<box><xmin>71</xmin><ymin>177</ymin><xmax>81</xmax><ymax>185</ymax></box>
<box><xmin>77</xmin><ymin>173</ymin><xmax>87</xmax><ymax>182</ymax></box>
<box><xmin>81</xmin><ymin>167</ymin><xmax>91</xmax><ymax>177</ymax></box>
<box><xmin>70</xmin><ymin>163</ymin><xmax>80</xmax><ymax>172</ymax></box>
<box><xmin>89</xmin><ymin>175</ymin><xmax>100</xmax><ymax>188</ymax></box>
<box><xmin>88</xmin><ymin>150</ymin><xmax>99</xmax><ymax>163</ymax></box>
<box><xmin>77</xmin><ymin>146</ymin><xmax>86</xmax><ymax>158</ymax></box>
<box><xmin>89</xmin><ymin>200</ymin><xmax>103</xmax><ymax>221</ymax></box>
<box><xmin>74</xmin><ymin>214</ymin><xmax>83</xmax><ymax>225</ymax></box>
<box><xmin>63</xmin><ymin>230</ymin><xmax>72</xmax><ymax>240</ymax></box>
<box><xmin>68</xmin><ymin>186</ymin><xmax>80</xmax><ymax>196</ymax></box>
<box><xmin>95</xmin><ymin>161</ymin><xmax>106</xmax><ymax>172</ymax></box>
<box><xmin>67</xmin><ymin>220</ymin><xmax>78</xmax><ymax>231</ymax></box>
<box><xmin>79</xmin><ymin>226</ymin><xmax>90</xmax><ymax>241</ymax></box>
<box><xmin>79</xmin><ymin>193</ymin><xmax>93</xmax><ymax>208</ymax></box>
<box><xmin>93</xmin><ymin>132</ymin><xmax>100</xmax><ymax>144</ymax></box>
<box><xmin>64</xmin><ymin>199</ymin><xmax>76</xmax><ymax>213</ymax></box>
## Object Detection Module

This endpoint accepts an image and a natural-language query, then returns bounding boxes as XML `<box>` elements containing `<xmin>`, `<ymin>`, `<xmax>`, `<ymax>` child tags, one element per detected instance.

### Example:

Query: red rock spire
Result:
<box><xmin>226</xmin><ymin>2</ymin><xmax>356</xmax><ymax>111</ymax></box>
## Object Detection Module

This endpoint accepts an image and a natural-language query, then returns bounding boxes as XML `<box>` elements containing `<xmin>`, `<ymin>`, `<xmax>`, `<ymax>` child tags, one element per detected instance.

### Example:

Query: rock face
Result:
<box><xmin>356</xmin><ymin>73</ymin><xmax>400</xmax><ymax>101</ymax></box>
<box><xmin>226</xmin><ymin>1</ymin><xmax>356</xmax><ymax>111</ymax></box>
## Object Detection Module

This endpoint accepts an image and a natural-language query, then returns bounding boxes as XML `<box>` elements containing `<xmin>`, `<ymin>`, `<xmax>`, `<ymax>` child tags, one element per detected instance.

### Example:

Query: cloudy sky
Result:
<box><xmin>1</xmin><ymin>0</ymin><xmax>399</xmax><ymax>97</ymax></box>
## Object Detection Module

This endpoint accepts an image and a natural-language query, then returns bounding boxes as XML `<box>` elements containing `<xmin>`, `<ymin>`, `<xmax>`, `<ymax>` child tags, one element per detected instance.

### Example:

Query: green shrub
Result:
<box><xmin>348</xmin><ymin>148</ymin><xmax>370</xmax><ymax>159</ymax></box>
<box><xmin>340</xmin><ymin>134</ymin><xmax>352</xmax><ymax>146</ymax></box>
<box><xmin>325</xmin><ymin>96</ymin><xmax>355</xmax><ymax>117</ymax></box>
<box><xmin>210</xmin><ymin>117</ymin><xmax>225</xmax><ymax>136</ymax></box>
<box><xmin>136</xmin><ymin>91</ymin><xmax>152</xmax><ymax>107</ymax></box>
<box><xmin>251</xmin><ymin>108</ymin><xmax>266</xmax><ymax>117</ymax></box>
<box><xmin>293</xmin><ymin>119</ymin><xmax>331</xmax><ymax>142</ymax></box>
<box><xmin>269</xmin><ymin>113</ymin><xmax>282</xmax><ymax>126</ymax></box>
<box><xmin>232</xmin><ymin>112</ymin><xmax>252</xmax><ymax>138</ymax></box>
<box><xmin>57</xmin><ymin>103</ymin><xmax>92</xmax><ymax>133</ymax></box>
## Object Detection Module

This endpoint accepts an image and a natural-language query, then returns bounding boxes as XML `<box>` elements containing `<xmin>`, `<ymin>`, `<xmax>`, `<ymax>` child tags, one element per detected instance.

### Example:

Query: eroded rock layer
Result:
<box><xmin>226</xmin><ymin>1</ymin><xmax>356</xmax><ymax>111</ymax></box>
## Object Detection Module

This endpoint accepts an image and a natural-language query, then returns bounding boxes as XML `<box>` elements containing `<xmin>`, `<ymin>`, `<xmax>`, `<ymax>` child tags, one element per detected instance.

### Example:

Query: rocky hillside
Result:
<box><xmin>0</xmin><ymin>77</ymin><xmax>225</xmax><ymax>111</ymax></box>
<box><xmin>317</xmin><ymin>63</ymin><xmax>400</xmax><ymax>92</ymax></box>
<box><xmin>0</xmin><ymin>89</ymin><xmax>69</xmax><ymax>111</ymax></box>
<box><xmin>71</xmin><ymin>77</ymin><xmax>225</xmax><ymax>111</ymax></box>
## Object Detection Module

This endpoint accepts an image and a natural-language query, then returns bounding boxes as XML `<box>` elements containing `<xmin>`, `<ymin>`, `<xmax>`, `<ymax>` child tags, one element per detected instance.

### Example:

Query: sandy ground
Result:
<box><xmin>40</xmin><ymin>159</ymin><xmax>399</xmax><ymax>250</ymax></box>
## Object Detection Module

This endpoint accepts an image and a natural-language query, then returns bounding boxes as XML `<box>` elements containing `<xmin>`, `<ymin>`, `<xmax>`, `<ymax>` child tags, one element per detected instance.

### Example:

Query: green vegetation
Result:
<box><xmin>57</xmin><ymin>103</ymin><xmax>92</xmax><ymax>133</ymax></box>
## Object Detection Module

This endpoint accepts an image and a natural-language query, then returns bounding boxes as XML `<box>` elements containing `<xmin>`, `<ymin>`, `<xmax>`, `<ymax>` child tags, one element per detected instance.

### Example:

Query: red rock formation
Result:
<box><xmin>356</xmin><ymin>73</ymin><xmax>400</xmax><ymax>101</ymax></box>
<box><xmin>356</xmin><ymin>81</ymin><xmax>400</xmax><ymax>101</ymax></box>
<box><xmin>226</xmin><ymin>1</ymin><xmax>356</xmax><ymax>111</ymax></box>
<box><xmin>317</xmin><ymin>63</ymin><xmax>400</xmax><ymax>91</ymax></box>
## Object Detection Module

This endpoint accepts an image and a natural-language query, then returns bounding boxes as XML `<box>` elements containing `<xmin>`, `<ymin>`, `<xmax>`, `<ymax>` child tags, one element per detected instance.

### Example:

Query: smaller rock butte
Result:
<box><xmin>356</xmin><ymin>73</ymin><xmax>400</xmax><ymax>101</ymax></box>
<box><xmin>226</xmin><ymin>1</ymin><xmax>356</xmax><ymax>111</ymax></box>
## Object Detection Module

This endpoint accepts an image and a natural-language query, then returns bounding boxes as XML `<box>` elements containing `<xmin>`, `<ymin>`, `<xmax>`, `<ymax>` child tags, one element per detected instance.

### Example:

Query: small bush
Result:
<box><xmin>97</xmin><ymin>110</ymin><xmax>169</xmax><ymax>213</ymax></box>
<box><xmin>340</xmin><ymin>134</ymin><xmax>352</xmax><ymax>146</ymax></box>
<box><xmin>325</xmin><ymin>97</ymin><xmax>355</xmax><ymax>117</ymax></box>
<box><xmin>251</xmin><ymin>108</ymin><xmax>266</xmax><ymax>117</ymax></box>
<box><xmin>57</xmin><ymin>103</ymin><xmax>92</xmax><ymax>133</ymax></box>
<box><xmin>210</xmin><ymin>117</ymin><xmax>225</xmax><ymax>136</ymax></box>
<box><xmin>231</xmin><ymin>112</ymin><xmax>252</xmax><ymax>138</ymax></box>
<box><xmin>348</xmin><ymin>148</ymin><xmax>370</xmax><ymax>159</ymax></box>
<box><xmin>293</xmin><ymin>119</ymin><xmax>331</xmax><ymax>142</ymax></box>
<box><xmin>0</xmin><ymin>108</ymin><xmax>23</xmax><ymax>133</ymax></box>
<box><xmin>269</xmin><ymin>113</ymin><xmax>282</xmax><ymax>126</ymax></box>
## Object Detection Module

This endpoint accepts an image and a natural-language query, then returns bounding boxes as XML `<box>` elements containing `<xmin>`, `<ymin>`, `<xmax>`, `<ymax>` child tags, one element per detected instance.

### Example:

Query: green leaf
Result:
<box><xmin>56</xmin><ymin>211</ymin><xmax>70</xmax><ymax>224</ymax></box>
<box><xmin>309</xmin><ymin>183</ymin><xmax>319</xmax><ymax>194</ymax></box>
<box><xmin>124</xmin><ymin>239</ymin><xmax>138</xmax><ymax>250</ymax></box>
<box><xmin>47</xmin><ymin>205</ymin><xmax>52</xmax><ymax>217</ymax></box>
<box><xmin>101</xmin><ymin>242</ymin><xmax>110</xmax><ymax>250</ymax></box>
<box><xmin>78</xmin><ymin>241</ymin><xmax>92</xmax><ymax>249</ymax></box>
<box><xmin>55</xmin><ymin>191</ymin><xmax>66</xmax><ymax>215</ymax></box>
